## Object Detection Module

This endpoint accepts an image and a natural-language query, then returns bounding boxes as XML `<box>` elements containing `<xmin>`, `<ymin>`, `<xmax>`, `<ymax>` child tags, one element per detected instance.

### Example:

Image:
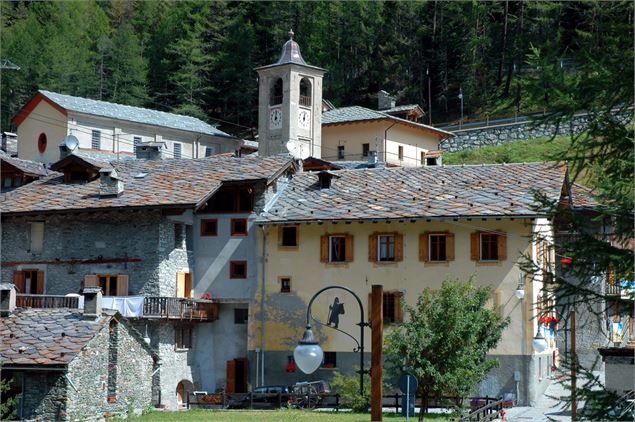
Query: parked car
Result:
<box><xmin>226</xmin><ymin>385</ymin><xmax>293</xmax><ymax>409</ymax></box>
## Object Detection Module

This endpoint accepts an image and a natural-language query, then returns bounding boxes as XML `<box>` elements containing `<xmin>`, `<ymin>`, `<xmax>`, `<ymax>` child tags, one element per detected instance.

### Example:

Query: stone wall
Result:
<box><xmin>19</xmin><ymin>371</ymin><xmax>68</xmax><ymax>420</ymax></box>
<box><xmin>65</xmin><ymin>316</ymin><xmax>154</xmax><ymax>420</ymax></box>
<box><xmin>439</xmin><ymin>114</ymin><xmax>589</xmax><ymax>153</ymax></box>
<box><xmin>1</xmin><ymin>210</ymin><xmax>189</xmax><ymax>297</ymax></box>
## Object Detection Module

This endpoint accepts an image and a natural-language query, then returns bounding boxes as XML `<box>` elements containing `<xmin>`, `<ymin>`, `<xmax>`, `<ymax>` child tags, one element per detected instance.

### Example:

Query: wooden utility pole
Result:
<box><xmin>571</xmin><ymin>310</ymin><xmax>577</xmax><ymax>421</ymax></box>
<box><xmin>371</xmin><ymin>285</ymin><xmax>383</xmax><ymax>421</ymax></box>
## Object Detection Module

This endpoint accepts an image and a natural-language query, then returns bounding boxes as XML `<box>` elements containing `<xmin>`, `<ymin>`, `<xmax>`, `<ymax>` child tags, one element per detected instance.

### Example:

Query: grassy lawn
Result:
<box><xmin>118</xmin><ymin>409</ymin><xmax>452</xmax><ymax>421</ymax></box>
<box><xmin>443</xmin><ymin>136</ymin><xmax>572</xmax><ymax>165</ymax></box>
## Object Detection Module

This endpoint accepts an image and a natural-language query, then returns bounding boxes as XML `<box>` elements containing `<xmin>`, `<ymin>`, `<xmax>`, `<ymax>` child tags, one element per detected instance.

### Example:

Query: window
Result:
<box><xmin>230</xmin><ymin>261</ymin><xmax>247</xmax><ymax>279</ymax></box>
<box><xmin>429</xmin><ymin>234</ymin><xmax>447</xmax><ymax>261</ymax></box>
<box><xmin>176</xmin><ymin>272</ymin><xmax>192</xmax><ymax>298</ymax></box>
<box><xmin>37</xmin><ymin>133</ymin><xmax>47</xmax><ymax>153</ymax></box>
<box><xmin>13</xmin><ymin>270</ymin><xmax>44</xmax><ymax>294</ymax></box>
<box><xmin>200</xmin><ymin>219</ymin><xmax>218</xmax><ymax>236</ymax></box>
<box><xmin>398</xmin><ymin>146</ymin><xmax>404</xmax><ymax>161</ymax></box>
<box><xmin>231</xmin><ymin>218</ymin><xmax>248</xmax><ymax>236</ymax></box>
<box><xmin>133</xmin><ymin>136</ymin><xmax>142</xmax><ymax>146</ymax></box>
<box><xmin>362</xmin><ymin>143</ymin><xmax>370</xmax><ymax>157</ymax></box>
<box><xmin>321</xmin><ymin>234</ymin><xmax>353</xmax><ymax>263</ymax></box>
<box><xmin>481</xmin><ymin>234</ymin><xmax>499</xmax><ymax>261</ymax></box>
<box><xmin>299</xmin><ymin>78</ymin><xmax>312</xmax><ymax>106</ymax></box>
<box><xmin>28</xmin><ymin>221</ymin><xmax>44</xmax><ymax>253</ymax></box>
<box><xmin>420</xmin><ymin>232</ymin><xmax>455</xmax><ymax>263</ymax></box>
<box><xmin>91</xmin><ymin>130</ymin><xmax>101</xmax><ymax>150</ymax></box>
<box><xmin>234</xmin><ymin>308</ymin><xmax>249</xmax><ymax>324</ymax></box>
<box><xmin>173</xmin><ymin>143</ymin><xmax>182</xmax><ymax>159</ymax></box>
<box><xmin>185</xmin><ymin>225</ymin><xmax>193</xmax><ymax>251</ymax></box>
<box><xmin>201</xmin><ymin>187</ymin><xmax>254</xmax><ymax>213</ymax></box>
<box><xmin>426</xmin><ymin>157</ymin><xmax>438</xmax><ymax>166</ymax></box>
<box><xmin>337</xmin><ymin>145</ymin><xmax>345</xmax><ymax>160</ymax></box>
<box><xmin>86</xmin><ymin>274</ymin><xmax>128</xmax><ymax>296</ymax></box>
<box><xmin>280</xmin><ymin>277</ymin><xmax>291</xmax><ymax>293</ymax></box>
<box><xmin>175</xmin><ymin>325</ymin><xmax>192</xmax><ymax>350</ymax></box>
<box><xmin>174</xmin><ymin>223</ymin><xmax>184</xmax><ymax>248</ymax></box>
<box><xmin>280</xmin><ymin>226</ymin><xmax>298</xmax><ymax>247</ymax></box>
<box><xmin>421</xmin><ymin>151</ymin><xmax>425</xmax><ymax>166</ymax></box>
<box><xmin>205</xmin><ymin>146</ymin><xmax>215</xmax><ymax>157</ymax></box>
<box><xmin>270</xmin><ymin>78</ymin><xmax>283</xmax><ymax>105</ymax></box>
<box><xmin>470</xmin><ymin>232</ymin><xmax>506</xmax><ymax>262</ymax></box>
<box><xmin>369</xmin><ymin>291</ymin><xmax>404</xmax><ymax>324</ymax></box>
<box><xmin>329</xmin><ymin>236</ymin><xmax>346</xmax><ymax>262</ymax></box>
<box><xmin>378</xmin><ymin>235</ymin><xmax>395</xmax><ymax>262</ymax></box>
<box><xmin>322</xmin><ymin>352</ymin><xmax>336</xmax><ymax>368</ymax></box>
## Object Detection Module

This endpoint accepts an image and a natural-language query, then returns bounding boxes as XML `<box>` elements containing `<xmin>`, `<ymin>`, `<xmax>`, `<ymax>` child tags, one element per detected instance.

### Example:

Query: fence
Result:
<box><xmin>16</xmin><ymin>294</ymin><xmax>79</xmax><ymax>309</ymax></box>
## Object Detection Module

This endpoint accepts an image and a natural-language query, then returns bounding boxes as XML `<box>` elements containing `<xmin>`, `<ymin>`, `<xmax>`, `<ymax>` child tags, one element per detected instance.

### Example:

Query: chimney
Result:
<box><xmin>317</xmin><ymin>171</ymin><xmax>339</xmax><ymax>189</ymax></box>
<box><xmin>368</xmin><ymin>150</ymin><xmax>378</xmax><ymax>167</ymax></box>
<box><xmin>99</xmin><ymin>167</ymin><xmax>124</xmax><ymax>198</ymax></box>
<box><xmin>0</xmin><ymin>283</ymin><xmax>16</xmax><ymax>316</ymax></box>
<box><xmin>378</xmin><ymin>90</ymin><xmax>395</xmax><ymax>110</ymax></box>
<box><xmin>83</xmin><ymin>287</ymin><xmax>102</xmax><ymax>319</ymax></box>
<box><xmin>1</xmin><ymin>132</ymin><xmax>18</xmax><ymax>156</ymax></box>
<box><xmin>135</xmin><ymin>143</ymin><xmax>165</xmax><ymax>160</ymax></box>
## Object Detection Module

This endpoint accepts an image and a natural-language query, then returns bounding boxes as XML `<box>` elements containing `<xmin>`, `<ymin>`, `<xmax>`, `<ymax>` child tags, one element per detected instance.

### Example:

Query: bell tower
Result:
<box><xmin>256</xmin><ymin>30</ymin><xmax>325</xmax><ymax>159</ymax></box>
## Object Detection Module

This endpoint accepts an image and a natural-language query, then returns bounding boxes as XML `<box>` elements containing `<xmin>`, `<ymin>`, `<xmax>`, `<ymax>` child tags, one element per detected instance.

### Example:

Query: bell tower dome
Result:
<box><xmin>255</xmin><ymin>30</ymin><xmax>325</xmax><ymax>159</ymax></box>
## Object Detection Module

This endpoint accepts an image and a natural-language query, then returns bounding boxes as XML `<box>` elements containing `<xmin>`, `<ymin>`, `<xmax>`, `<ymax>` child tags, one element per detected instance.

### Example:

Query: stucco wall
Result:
<box><xmin>322</xmin><ymin>120</ymin><xmax>441</xmax><ymax>166</ymax></box>
<box><xmin>16</xmin><ymin>99</ymin><xmax>68</xmax><ymax>164</ymax></box>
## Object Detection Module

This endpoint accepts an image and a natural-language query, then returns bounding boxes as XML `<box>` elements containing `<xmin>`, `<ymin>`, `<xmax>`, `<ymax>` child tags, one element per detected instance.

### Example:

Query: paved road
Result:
<box><xmin>504</xmin><ymin>378</ymin><xmax>571</xmax><ymax>422</ymax></box>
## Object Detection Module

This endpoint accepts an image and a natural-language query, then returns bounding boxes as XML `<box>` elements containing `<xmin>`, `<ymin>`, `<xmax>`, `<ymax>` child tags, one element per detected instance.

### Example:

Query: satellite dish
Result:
<box><xmin>62</xmin><ymin>134</ymin><xmax>79</xmax><ymax>152</ymax></box>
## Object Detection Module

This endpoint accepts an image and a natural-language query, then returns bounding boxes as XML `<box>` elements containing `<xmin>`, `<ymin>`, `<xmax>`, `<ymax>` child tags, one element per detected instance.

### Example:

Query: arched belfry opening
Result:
<box><xmin>300</xmin><ymin>78</ymin><xmax>312</xmax><ymax>107</ymax></box>
<box><xmin>270</xmin><ymin>78</ymin><xmax>283</xmax><ymax>106</ymax></box>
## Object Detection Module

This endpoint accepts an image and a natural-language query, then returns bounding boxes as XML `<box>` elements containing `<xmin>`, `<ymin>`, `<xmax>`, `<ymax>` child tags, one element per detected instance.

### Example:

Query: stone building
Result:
<box><xmin>12</xmin><ymin>90</ymin><xmax>241</xmax><ymax>164</ymax></box>
<box><xmin>0</xmin><ymin>151</ymin><xmax>295</xmax><ymax>409</ymax></box>
<box><xmin>0</xmin><ymin>151</ymin><xmax>50</xmax><ymax>192</ymax></box>
<box><xmin>0</xmin><ymin>285</ymin><xmax>156</xmax><ymax>421</ymax></box>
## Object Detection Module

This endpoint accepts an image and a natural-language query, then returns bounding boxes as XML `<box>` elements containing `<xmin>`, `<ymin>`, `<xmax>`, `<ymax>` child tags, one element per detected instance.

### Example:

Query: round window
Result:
<box><xmin>37</xmin><ymin>133</ymin><xmax>47</xmax><ymax>153</ymax></box>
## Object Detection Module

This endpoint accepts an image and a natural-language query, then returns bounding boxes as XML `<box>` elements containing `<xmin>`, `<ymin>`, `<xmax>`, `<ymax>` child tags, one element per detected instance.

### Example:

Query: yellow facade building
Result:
<box><xmin>250</xmin><ymin>162</ymin><xmax>565</xmax><ymax>405</ymax></box>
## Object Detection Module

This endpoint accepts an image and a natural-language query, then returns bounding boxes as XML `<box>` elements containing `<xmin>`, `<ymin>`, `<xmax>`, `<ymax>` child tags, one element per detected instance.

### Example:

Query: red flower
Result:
<box><xmin>199</xmin><ymin>293</ymin><xmax>212</xmax><ymax>300</ymax></box>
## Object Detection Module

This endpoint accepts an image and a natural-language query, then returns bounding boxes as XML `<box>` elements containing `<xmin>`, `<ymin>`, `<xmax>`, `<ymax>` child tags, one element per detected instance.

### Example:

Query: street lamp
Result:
<box><xmin>515</xmin><ymin>272</ymin><xmax>526</xmax><ymax>300</ymax></box>
<box><xmin>532</xmin><ymin>330</ymin><xmax>548</xmax><ymax>353</ymax></box>
<box><xmin>458</xmin><ymin>87</ymin><xmax>464</xmax><ymax>129</ymax></box>
<box><xmin>294</xmin><ymin>285</ymin><xmax>369</xmax><ymax>395</ymax></box>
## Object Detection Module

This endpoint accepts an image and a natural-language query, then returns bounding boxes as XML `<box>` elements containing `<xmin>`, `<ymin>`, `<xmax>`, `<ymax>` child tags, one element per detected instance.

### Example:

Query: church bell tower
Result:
<box><xmin>256</xmin><ymin>30</ymin><xmax>325</xmax><ymax>159</ymax></box>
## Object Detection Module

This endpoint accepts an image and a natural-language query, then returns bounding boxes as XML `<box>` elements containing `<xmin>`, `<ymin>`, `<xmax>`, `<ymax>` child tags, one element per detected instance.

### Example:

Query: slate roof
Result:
<box><xmin>0</xmin><ymin>308</ymin><xmax>116</xmax><ymax>366</ymax></box>
<box><xmin>258</xmin><ymin>162</ymin><xmax>568</xmax><ymax>223</ymax></box>
<box><xmin>37</xmin><ymin>90</ymin><xmax>234</xmax><ymax>138</ymax></box>
<box><xmin>382</xmin><ymin>104</ymin><xmax>423</xmax><ymax>114</ymax></box>
<box><xmin>570</xmin><ymin>183</ymin><xmax>601</xmax><ymax>209</ymax></box>
<box><xmin>328</xmin><ymin>160</ymin><xmax>392</xmax><ymax>170</ymax></box>
<box><xmin>1</xmin><ymin>154</ymin><xmax>295</xmax><ymax>215</ymax></box>
<box><xmin>0</xmin><ymin>151</ymin><xmax>50</xmax><ymax>177</ymax></box>
<box><xmin>322</xmin><ymin>106</ymin><xmax>453</xmax><ymax>138</ymax></box>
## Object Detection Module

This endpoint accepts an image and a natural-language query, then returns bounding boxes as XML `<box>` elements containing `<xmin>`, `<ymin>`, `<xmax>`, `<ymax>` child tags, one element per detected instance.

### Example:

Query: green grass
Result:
<box><xmin>118</xmin><ymin>409</ymin><xmax>452</xmax><ymax>421</ymax></box>
<box><xmin>443</xmin><ymin>136</ymin><xmax>572</xmax><ymax>165</ymax></box>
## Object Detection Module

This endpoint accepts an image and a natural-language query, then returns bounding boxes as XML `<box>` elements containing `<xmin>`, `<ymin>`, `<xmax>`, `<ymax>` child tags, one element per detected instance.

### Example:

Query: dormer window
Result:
<box><xmin>317</xmin><ymin>171</ymin><xmax>339</xmax><ymax>189</ymax></box>
<box><xmin>270</xmin><ymin>78</ymin><xmax>283</xmax><ymax>106</ymax></box>
<box><xmin>300</xmin><ymin>78</ymin><xmax>312</xmax><ymax>107</ymax></box>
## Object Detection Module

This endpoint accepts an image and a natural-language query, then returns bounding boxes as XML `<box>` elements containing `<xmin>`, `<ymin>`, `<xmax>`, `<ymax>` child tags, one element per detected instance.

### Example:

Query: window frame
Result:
<box><xmin>173</xmin><ymin>142</ymin><xmax>182</xmax><ymax>159</ymax></box>
<box><xmin>279</xmin><ymin>225</ymin><xmax>299</xmax><ymax>248</ymax></box>
<box><xmin>174</xmin><ymin>223</ymin><xmax>184</xmax><ymax>249</ymax></box>
<box><xmin>428</xmin><ymin>233</ymin><xmax>448</xmax><ymax>262</ymax></box>
<box><xmin>329</xmin><ymin>235</ymin><xmax>347</xmax><ymax>263</ymax></box>
<box><xmin>337</xmin><ymin>145</ymin><xmax>345</xmax><ymax>160</ymax></box>
<box><xmin>175</xmin><ymin>325</ymin><xmax>192</xmax><ymax>350</ymax></box>
<box><xmin>234</xmin><ymin>308</ymin><xmax>249</xmax><ymax>324</ymax></box>
<box><xmin>133</xmin><ymin>136</ymin><xmax>142</xmax><ymax>146</ymax></box>
<box><xmin>37</xmin><ymin>133</ymin><xmax>47</xmax><ymax>153</ymax></box>
<box><xmin>200</xmin><ymin>219</ymin><xmax>218</xmax><ymax>236</ymax></box>
<box><xmin>398</xmin><ymin>146</ymin><xmax>404</xmax><ymax>161</ymax></box>
<box><xmin>362</xmin><ymin>143</ymin><xmax>370</xmax><ymax>157</ymax></box>
<box><xmin>91</xmin><ymin>130</ymin><xmax>101</xmax><ymax>150</ymax></box>
<box><xmin>322</xmin><ymin>351</ymin><xmax>337</xmax><ymax>369</ymax></box>
<box><xmin>98</xmin><ymin>274</ymin><xmax>119</xmax><ymax>296</ymax></box>
<box><xmin>230</xmin><ymin>218</ymin><xmax>248</xmax><ymax>236</ymax></box>
<box><xmin>230</xmin><ymin>261</ymin><xmax>248</xmax><ymax>279</ymax></box>
<box><xmin>279</xmin><ymin>276</ymin><xmax>291</xmax><ymax>293</ymax></box>
<box><xmin>480</xmin><ymin>233</ymin><xmax>499</xmax><ymax>261</ymax></box>
<box><xmin>377</xmin><ymin>234</ymin><xmax>396</xmax><ymax>262</ymax></box>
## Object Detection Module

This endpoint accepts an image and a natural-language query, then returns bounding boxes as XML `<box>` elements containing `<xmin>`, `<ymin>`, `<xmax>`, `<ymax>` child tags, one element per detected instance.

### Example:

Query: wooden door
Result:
<box><xmin>235</xmin><ymin>358</ymin><xmax>249</xmax><ymax>393</ymax></box>
<box><xmin>226</xmin><ymin>360</ymin><xmax>236</xmax><ymax>393</ymax></box>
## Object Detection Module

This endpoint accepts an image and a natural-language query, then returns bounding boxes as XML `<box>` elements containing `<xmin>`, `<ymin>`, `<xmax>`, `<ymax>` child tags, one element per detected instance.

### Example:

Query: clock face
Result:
<box><xmin>269</xmin><ymin>108</ymin><xmax>282</xmax><ymax>129</ymax></box>
<box><xmin>298</xmin><ymin>109</ymin><xmax>311</xmax><ymax>129</ymax></box>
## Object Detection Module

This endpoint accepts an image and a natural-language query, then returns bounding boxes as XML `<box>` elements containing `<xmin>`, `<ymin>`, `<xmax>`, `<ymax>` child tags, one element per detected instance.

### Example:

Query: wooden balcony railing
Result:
<box><xmin>143</xmin><ymin>297</ymin><xmax>219</xmax><ymax>321</ymax></box>
<box><xmin>607</xmin><ymin>283</ymin><xmax>622</xmax><ymax>296</ymax></box>
<box><xmin>15</xmin><ymin>294</ymin><xmax>220</xmax><ymax>321</ymax></box>
<box><xmin>299</xmin><ymin>95</ymin><xmax>312</xmax><ymax>107</ymax></box>
<box><xmin>16</xmin><ymin>294</ymin><xmax>79</xmax><ymax>309</ymax></box>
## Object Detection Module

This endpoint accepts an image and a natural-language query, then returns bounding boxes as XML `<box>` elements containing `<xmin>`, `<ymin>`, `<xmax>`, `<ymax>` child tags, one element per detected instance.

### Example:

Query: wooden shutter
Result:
<box><xmin>36</xmin><ymin>271</ymin><xmax>44</xmax><ymax>294</ymax></box>
<box><xmin>176</xmin><ymin>272</ymin><xmax>186</xmax><ymax>298</ymax></box>
<box><xmin>13</xmin><ymin>272</ymin><xmax>25</xmax><ymax>293</ymax></box>
<box><xmin>497</xmin><ymin>232</ymin><xmax>507</xmax><ymax>261</ymax></box>
<box><xmin>394</xmin><ymin>291</ymin><xmax>404</xmax><ymax>323</ymax></box>
<box><xmin>394</xmin><ymin>233</ymin><xmax>404</xmax><ymax>262</ymax></box>
<box><xmin>368</xmin><ymin>234</ymin><xmax>378</xmax><ymax>262</ymax></box>
<box><xmin>320</xmin><ymin>235</ymin><xmax>329</xmax><ymax>262</ymax></box>
<box><xmin>367</xmin><ymin>293</ymin><xmax>372</xmax><ymax>321</ymax></box>
<box><xmin>226</xmin><ymin>360</ymin><xmax>236</xmax><ymax>393</ymax></box>
<box><xmin>84</xmin><ymin>274</ymin><xmax>99</xmax><ymax>288</ymax></box>
<box><xmin>470</xmin><ymin>232</ymin><xmax>480</xmax><ymax>261</ymax></box>
<box><xmin>446</xmin><ymin>233</ymin><xmax>455</xmax><ymax>261</ymax></box>
<box><xmin>116</xmin><ymin>275</ymin><xmax>129</xmax><ymax>296</ymax></box>
<box><xmin>419</xmin><ymin>233</ymin><xmax>429</xmax><ymax>262</ymax></box>
<box><xmin>345</xmin><ymin>234</ymin><xmax>354</xmax><ymax>262</ymax></box>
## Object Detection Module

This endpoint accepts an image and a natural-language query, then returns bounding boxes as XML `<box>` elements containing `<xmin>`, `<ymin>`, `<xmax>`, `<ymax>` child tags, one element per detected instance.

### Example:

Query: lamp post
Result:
<box><xmin>294</xmin><ymin>285</ymin><xmax>370</xmax><ymax>395</ymax></box>
<box><xmin>458</xmin><ymin>87</ymin><xmax>464</xmax><ymax>129</ymax></box>
<box><xmin>515</xmin><ymin>272</ymin><xmax>526</xmax><ymax>300</ymax></box>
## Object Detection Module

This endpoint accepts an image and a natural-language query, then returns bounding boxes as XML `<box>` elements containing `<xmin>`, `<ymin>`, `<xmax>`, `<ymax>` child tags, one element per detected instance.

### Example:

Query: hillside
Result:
<box><xmin>443</xmin><ymin>137</ymin><xmax>572</xmax><ymax>165</ymax></box>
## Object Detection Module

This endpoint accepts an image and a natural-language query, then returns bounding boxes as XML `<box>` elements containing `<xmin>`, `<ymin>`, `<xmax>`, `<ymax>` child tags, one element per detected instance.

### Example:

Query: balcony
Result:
<box><xmin>15</xmin><ymin>294</ymin><xmax>219</xmax><ymax>321</ymax></box>
<box><xmin>606</xmin><ymin>282</ymin><xmax>635</xmax><ymax>300</ymax></box>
